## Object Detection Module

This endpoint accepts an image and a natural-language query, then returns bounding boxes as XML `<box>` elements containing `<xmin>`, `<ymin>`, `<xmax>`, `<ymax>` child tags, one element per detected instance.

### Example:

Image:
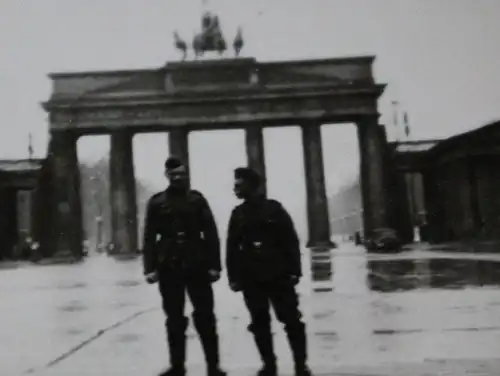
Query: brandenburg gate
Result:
<box><xmin>42</xmin><ymin>56</ymin><xmax>390</xmax><ymax>267</ymax></box>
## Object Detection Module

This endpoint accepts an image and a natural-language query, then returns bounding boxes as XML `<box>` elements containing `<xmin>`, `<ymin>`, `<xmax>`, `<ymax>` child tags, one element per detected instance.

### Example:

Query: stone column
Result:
<box><xmin>301</xmin><ymin>121</ymin><xmax>334</xmax><ymax>248</ymax></box>
<box><xmin>357</xmin><ymin>117</ymin><xmax>390</xmax><ymax>237</ymax></box>
<box><xmin>301</xmin><ymin>121</ymin><xmax>334</xmax><ymax>284</ymax></box>
<box><xmin>49</xmin><ymin>131</ymin><xmax>83</xmax><ymax>260</ymax></box>
<box><xmin>0</xmin><ymin>189</ymin><xmax>10</xmax><ymax>258</ymax></box>
<box><xmin>245</xmin><ymin>125</ymin><xmax>267</xmax><ymax>196</ymax></box>
<box><xmin>423</xmin><ymin>168</ymin><xmax>444</xmax><ymax>243</ymax></box>
<box><xmin>109</xmin><ymin>132</ymin><xmax>138</xmax><ymax>256</ymax></box>
<box><xmin>168</xmin><ymin>129</ymin><xmax>190</xmax><ymax>186</ymax></box>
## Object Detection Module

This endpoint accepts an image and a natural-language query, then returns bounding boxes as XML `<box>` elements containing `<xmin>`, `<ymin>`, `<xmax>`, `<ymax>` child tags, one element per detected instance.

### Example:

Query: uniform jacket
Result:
<box><xmin>142</xmin><ymin>187</ymin><xmax>221</xmax><ymax>275</ymax></box>
<box><xmin>225</xmin><ymin>196</ymin><xmax>301</xmax><ymax>286</ymax></box>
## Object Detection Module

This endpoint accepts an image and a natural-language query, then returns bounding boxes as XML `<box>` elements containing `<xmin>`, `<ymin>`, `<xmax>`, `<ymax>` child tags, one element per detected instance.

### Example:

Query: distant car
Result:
<box><xmin>365</xmin><ymin>227</ymin><xmax>402</xmax><ymax>253</ymax></box>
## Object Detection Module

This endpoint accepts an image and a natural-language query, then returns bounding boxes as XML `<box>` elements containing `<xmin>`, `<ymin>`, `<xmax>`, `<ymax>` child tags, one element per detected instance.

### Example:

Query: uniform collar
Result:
<box><xmin>166</xmin><ymin>185</ymin><xmax>189</xmax><ymax>196</ymax></box>
<box><xmin>244</xmin><ymin>193</ymin><xmax>266</xmax><ymax>205</ymax></box>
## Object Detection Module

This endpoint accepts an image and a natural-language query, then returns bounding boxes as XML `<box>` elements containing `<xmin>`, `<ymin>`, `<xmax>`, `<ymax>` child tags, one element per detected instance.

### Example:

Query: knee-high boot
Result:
<box><xmin>193</xmin><ymin>313</ymin><xmax>226</xmax><ymax>376</ymax></box>
<box><xmin>285</xmin><ymin>322</ymin><xmax>312</xmax><ymax>376</ymax></box>
<box><xmin>160</xmin><ymin>317</ymin><xmax>189</xmax><ymax>376</ymax></box>
<box><xmin>249</xmin><ymin>324</ymin><xmax>277</xmax><ymax>376</ymax></box>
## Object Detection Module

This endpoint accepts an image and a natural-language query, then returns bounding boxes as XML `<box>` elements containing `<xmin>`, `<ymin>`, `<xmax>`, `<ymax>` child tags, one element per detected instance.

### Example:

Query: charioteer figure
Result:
<box><xmin>142</xmin><ymin>157</ymin><xmax>226</xmax><ymax>376</ymax></box>
<box><xmin>193</xmin><ymin>10</ymin><xmax>227</xmax><ymax>57</ymax></box>
<box><xmin>174</xmin><ymin>9</ymin><xmax>243</xmax><ymax>59</ymax></box>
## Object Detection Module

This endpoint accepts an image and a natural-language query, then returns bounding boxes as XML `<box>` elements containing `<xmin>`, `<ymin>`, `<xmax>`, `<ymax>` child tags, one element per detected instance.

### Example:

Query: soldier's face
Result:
<box><xmin>166</xmin><ymin>167</ymin><xmax>188</xmax><ymax>189</ymax></box>
<box><xmin>233</xmin><ymin>178</ymin><xmax>249</xmax><ymax>199</ymax></box>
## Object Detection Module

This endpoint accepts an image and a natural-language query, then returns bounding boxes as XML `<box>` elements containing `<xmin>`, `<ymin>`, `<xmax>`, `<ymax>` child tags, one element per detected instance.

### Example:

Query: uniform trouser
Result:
<box><xmin>158</xmin><ymin>268</ymin><xmax>221</xmax><ymax>370</ymax></box>
<box><xmin>242</xmin><ymin>278</ymin><xmax>308</xmax><ymax>368</ymax></box>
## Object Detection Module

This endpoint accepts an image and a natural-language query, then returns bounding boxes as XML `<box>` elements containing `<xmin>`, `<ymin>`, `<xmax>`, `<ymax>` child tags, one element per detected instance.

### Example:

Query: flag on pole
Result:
<box><xmin>28</xmin><ymin>133</ymin><xmax>33</xmax><ymax>159</ymax></box>
<box><xmin>403</xmin><ymin>111</ymin><xmax>410</xmax><ymax>137</ymax></box>
<box><xmin>391</xmin><ymin>101</ymin><xmax>399</xmax><ymax>128</ymax></box>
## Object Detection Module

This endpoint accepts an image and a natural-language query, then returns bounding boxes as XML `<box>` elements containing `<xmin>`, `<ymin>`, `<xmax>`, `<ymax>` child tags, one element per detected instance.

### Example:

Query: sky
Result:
<box><xmin>1</xmin><ymin>0</ymin><xmax>500</xmax><ymax>238</ymax></box>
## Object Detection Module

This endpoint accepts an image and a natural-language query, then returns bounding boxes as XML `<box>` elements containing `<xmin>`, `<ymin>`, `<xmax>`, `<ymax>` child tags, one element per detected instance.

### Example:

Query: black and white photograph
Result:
<box><xmin>1</xmin><ymin>0</ymin><xmax>500</xmax><ymax>375</ymax></box>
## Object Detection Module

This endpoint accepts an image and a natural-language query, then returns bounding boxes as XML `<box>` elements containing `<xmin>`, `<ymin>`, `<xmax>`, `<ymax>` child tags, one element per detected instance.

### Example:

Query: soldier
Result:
<box><xmin>226</xmin><ymin>167</ymin><xmax>312</xmax><ymax>376</ymax></box>
<box><xmin>142</xmin><ymin>157</ymin><xmax>226</xmax><ymax>376</ymax></box>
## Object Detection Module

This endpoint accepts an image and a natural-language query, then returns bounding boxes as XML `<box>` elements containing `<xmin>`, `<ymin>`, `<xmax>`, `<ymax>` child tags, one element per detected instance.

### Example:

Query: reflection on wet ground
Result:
<box><xmin>1</xmin><ymin>247</ymin><xmax>500</xmax><ymax>375</ymax></box>
<box><xmin>58</xmin><ymin>300</ymin><xmax>88</xmax><ymax>313</ymax></box>
<box><xmin>367</xmin><ymin>257</ymin><xmax>500</xmax><ymax>292</ymax></box>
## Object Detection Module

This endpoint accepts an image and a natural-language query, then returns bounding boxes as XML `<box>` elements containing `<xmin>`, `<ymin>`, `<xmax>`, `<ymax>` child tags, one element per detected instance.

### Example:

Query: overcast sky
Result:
<box><xmin>1</xmin><ymin>0</ymin><xmax>499</xmax><ymax>236</ymax></box>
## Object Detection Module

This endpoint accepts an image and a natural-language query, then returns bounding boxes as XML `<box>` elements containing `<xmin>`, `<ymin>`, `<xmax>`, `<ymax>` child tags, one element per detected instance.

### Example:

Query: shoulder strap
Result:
<box><xmin>187</xmin><ymin>189</ymin><xmax>206</xmax><ymax>206</ymax></box>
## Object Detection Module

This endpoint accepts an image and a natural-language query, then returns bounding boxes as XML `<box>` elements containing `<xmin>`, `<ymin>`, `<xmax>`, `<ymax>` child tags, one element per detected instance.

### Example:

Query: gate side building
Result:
<box><xmin>0</xmin><ymin>159</ymin><xmax>52</xmax><ymax>260</ymax></box>
<box><xmin>330</xmin><ymin>119</ymin><xmax>500</xmax><ymax>246</ymax></box>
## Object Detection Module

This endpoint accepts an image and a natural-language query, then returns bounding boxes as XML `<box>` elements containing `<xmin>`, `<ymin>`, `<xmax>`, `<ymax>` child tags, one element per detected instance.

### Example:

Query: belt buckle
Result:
<box><xmin>176</xmin><ymin>231</ymin><xmax>186</xmax><ymax>245</ymax></box>
<box><xmin>252</xmin><ymin>241</ymin><xmax>263</xmax><ymax>252</ymax></box>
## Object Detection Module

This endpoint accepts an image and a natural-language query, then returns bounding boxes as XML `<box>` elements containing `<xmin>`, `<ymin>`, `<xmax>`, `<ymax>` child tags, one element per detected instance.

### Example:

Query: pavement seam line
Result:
<box><xmin>23</xmin><ymin>306</ymin><xmax>160</xmax><ymax>375</ymax></box>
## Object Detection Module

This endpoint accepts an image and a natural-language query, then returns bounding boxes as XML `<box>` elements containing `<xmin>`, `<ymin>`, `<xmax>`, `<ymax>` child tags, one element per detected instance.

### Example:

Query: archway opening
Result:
<box><xmin>190</xmin><ymin>129</ymin><xmax>246</xmax><ymax>245</ymax></box>
<box><xmin>77</xmin><ymin>135</ymin><xmax>110</xmax><ymax>255</ymax></box>
<box><xmin>322</xmin><ymin>123</ymin><xmax>362</xmax><ymax>245</ymax></box>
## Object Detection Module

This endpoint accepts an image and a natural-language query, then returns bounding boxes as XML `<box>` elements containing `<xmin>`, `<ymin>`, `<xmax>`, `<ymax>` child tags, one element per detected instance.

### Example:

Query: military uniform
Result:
<box><xmin>226</xmin><ymin>195</ymin><xmax>310</xmax><ymax>376</ymax></box>
<box><xmin>143</xmin><ymin>186</ymin><xmax>223</xmax><ymax>376</ymax></box>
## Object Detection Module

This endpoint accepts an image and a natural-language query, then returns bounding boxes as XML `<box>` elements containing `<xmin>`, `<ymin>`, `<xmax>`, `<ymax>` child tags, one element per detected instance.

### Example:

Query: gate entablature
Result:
<box><xmin>47</xmin><ymin>56</ymin><xmax>376</xmax><ymax>99</ymax></box>
<box><xmin>44</xmin><ymin>56</ymin><xmax>383</xmax><ymax>133</ymax></box>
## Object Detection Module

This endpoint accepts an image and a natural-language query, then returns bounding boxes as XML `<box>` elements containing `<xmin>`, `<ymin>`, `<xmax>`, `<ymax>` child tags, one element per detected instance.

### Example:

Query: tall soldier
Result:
<box><xmin>142</xmin><ymin>157</ymin><xmax>226</xmax><ymax>376</ymax></box>
<box><xmin>226</xmin><ymin>167</ymin><xmax>312</xmax><ymax>376</ymax></box>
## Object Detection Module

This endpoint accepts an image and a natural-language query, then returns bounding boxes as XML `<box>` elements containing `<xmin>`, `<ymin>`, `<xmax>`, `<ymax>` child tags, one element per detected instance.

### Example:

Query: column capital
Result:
<box><xmin>355</xmin><ymin>113</ymin><xmax>381</xmax><ymax>125</ymax></box>
<box><xmin>50</xmin><ymin>130</ymin><xmax>80</xmax><ymax>143</ymax></box>
<box><xmin>169</xmin><ymin>127</ymin><xmax>192</xmax><ymax>134</ymax></box>
<box><xmin>109</xmin><ymin>129</ymin><xmax>135</xmax><ymax>137</ymax></box>
<box><xmin>300</xmin><ymin>119</ymin><xmax>323</xmax><ymax>128</ymax></box>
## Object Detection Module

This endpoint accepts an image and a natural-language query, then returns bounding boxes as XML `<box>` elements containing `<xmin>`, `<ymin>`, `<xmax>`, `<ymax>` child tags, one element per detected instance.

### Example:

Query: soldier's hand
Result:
<box><xmin>290</xmin><ymin>275</ymin><xmax>300</xmax><ymax>286</ymax></box>
<box><xmin>230</xmin><ymin>282</ymin><xmax>242</xmax><ymax>292</ymax></box>
<box><xmin>145</xmin><ymin>271</ymin><xmax>159</xmax><ymax>284</ymax></box>
<box><xmin>208</xmin><ymin>269</ymin><xmax>220</xmax><ymax>283</ymax></box>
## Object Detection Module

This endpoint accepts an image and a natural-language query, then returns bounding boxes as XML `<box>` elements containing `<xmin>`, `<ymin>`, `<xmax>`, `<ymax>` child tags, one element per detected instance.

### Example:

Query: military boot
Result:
<box><xmin>193</xmin><ymin>313</ymin><xmax>227</xmax><ymax>376</ymax></box>
<box><xmin>285</xmin><ymin>322</ymin><xmax>312</xmax><ymax>376</ymax></box>
<box><xmin>160</xmin><ymin>317</ymin><xmax>188</xmax><ymax>376</ymax></box>
<box><xmin>249</xmin><ymin>324</ymin><xmax>277</xmax><ymax>376</ymax></box>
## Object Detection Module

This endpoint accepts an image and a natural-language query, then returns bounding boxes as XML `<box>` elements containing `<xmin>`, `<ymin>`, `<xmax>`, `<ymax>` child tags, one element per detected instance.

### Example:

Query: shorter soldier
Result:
<box><xmin>226</xmin><ymin>167</ymin><xmax>312</xmax><ymax>376</ymax></box>
<box><xmin>143</xmin><ymin>157</ymin><xmax>226</xmax><ymax>376</ymax></box>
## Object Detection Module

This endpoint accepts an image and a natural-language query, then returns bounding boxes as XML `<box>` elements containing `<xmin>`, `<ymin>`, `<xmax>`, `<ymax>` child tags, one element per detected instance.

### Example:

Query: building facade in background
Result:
<box><xmin>329</xmin><ymin>119</ymin><xmax>500</xmax><ymax>245</ymax></box>
<box><xmin>424</xmin><ymin>120</ymin><xmax>500</xmax><ymax>243</ymax></box>
<box><xmin>0</xmin><ymin>159</ymin><xmax>52</xmax><ymax>260</ymax></box>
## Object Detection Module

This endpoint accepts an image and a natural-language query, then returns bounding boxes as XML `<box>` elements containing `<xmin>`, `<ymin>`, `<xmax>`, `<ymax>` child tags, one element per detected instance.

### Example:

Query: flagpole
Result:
<box><xmin>28</xmin><ymin>133</ymin><xmax>34</xmax><ymax>160</ymax></box>
<box><xmin>403</xmin><ymin>111</ymin><xmax>411</xmax><ymax>140</ymax></box>
<box><xmin>391</xmin><ymin>100</ymin><xmax>400</xmax><ymax>142</ymax></box>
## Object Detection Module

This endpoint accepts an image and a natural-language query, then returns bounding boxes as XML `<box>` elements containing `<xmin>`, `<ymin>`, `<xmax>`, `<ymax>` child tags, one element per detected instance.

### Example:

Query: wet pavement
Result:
<box><xmin>1</xmin><ymin>244</ymin><xmax>500</xmax><ymax>376</ymax></box>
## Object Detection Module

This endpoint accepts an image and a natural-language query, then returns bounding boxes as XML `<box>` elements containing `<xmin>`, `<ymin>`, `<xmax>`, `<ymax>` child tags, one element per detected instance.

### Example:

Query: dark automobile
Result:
<box><xmin>365</xmin><ymin>228</ymin><xmax>402</xmax><ymax>253</ymax></box>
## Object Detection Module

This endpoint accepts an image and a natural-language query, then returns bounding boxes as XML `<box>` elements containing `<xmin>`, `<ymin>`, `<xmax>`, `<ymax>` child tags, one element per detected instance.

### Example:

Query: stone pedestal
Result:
<box><xmin>301</xmin><ymin>121</ymin><xmax>334</xmax><ymax>282</ymax></box>
<box><xmin>109</xmin><ymin>132</ymin><xmax>138</xmax><ymax>255</ymax></box>
<box><xmin>49</xmin><ymin>131</ymin><xmax>83</xmax><ymax>259</ymax></box>
<box><xmin>245</xmin><ymin>126</ymin><xmax>267</xmax><ymax>196</ymax></box>
<box><xmin>168</xmin><ymin>129</ymin><xmax>190</xmax><ymax>186</ymax></box>
<box><xmin>357</xmin><ymin>117</ymin><xmax>389</xmax><ymax>236</ymax></box>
